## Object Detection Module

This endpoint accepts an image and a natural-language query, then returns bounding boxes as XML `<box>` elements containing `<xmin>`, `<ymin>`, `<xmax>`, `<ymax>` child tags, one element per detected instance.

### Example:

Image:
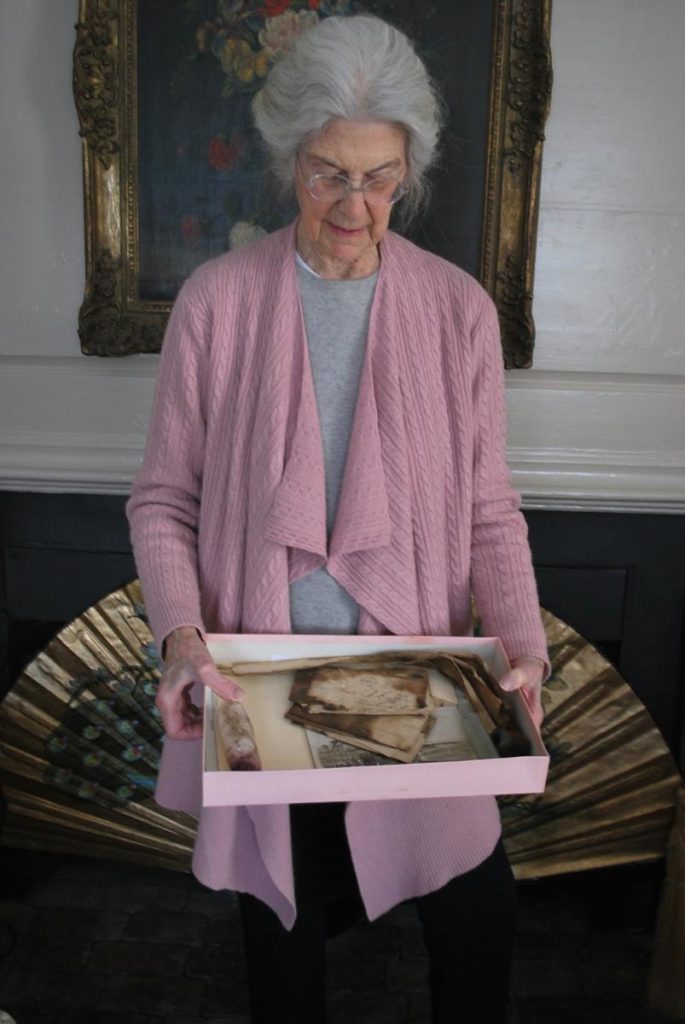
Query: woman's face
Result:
<box><xmin>295</xmin><ymin>119</ymin><xmax>408</xmax><ymax>279</ymax></box>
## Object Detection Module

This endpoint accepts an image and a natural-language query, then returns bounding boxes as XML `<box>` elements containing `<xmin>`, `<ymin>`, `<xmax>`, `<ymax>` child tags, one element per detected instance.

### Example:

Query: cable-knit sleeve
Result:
<box><xmin>468</xmin><ymin>292</ymin><xmax>549</xmax><ymax>671</ymax></box>
<box><xmin>126</xmin><ymin>273</ymin><xmax>212</xmax><ymax>650</ymax></box>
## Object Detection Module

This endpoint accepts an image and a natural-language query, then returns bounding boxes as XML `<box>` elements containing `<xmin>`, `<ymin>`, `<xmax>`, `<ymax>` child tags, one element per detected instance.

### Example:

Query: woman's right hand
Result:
<box><xmin>157</xmin><ymin>626</ymin><xmax>245</xmax><ymax>740</ymax></box>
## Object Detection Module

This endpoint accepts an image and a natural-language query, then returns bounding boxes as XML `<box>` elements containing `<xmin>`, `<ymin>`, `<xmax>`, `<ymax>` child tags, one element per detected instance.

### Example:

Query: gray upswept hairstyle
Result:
<box><xmin>252</xmin><ymin>15</ymin><xmax>444</xmax><ymax>222</ymax></box>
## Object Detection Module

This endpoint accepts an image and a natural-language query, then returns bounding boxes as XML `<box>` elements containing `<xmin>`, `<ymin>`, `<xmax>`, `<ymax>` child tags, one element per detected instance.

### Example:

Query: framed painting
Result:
<box><xmin>73</xmin><ymin>0</ymin><xmax>552</xmax><ymax>365</ymax></box>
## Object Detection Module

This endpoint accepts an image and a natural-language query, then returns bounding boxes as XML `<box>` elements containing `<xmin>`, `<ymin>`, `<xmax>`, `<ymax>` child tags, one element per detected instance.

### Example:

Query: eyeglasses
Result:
<box><xmin>301</xmin><ymin>170</ymin><xmax>408</xmax><ymax>206</ymax></box>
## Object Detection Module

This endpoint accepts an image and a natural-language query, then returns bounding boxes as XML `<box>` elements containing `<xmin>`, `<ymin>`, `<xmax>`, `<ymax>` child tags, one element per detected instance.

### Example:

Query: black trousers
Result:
<box><xmin>238</xmin><ymin>802</ymin><xmax>517</xmax><ymax>1024</ymax></box>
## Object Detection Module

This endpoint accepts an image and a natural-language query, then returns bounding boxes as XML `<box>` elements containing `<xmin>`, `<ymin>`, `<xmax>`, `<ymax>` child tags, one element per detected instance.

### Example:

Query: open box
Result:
<box><xmin>203</xmin><ymin>633</ymin><xmax>549</xmax><ymax>806</ymax></box>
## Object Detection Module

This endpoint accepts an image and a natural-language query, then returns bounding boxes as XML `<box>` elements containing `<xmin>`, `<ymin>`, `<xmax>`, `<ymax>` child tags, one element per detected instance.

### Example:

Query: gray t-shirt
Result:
<box><xmin>289</xmin><ymin>258</ymin><xmax>378</xmax><ymax>634</ymax></box>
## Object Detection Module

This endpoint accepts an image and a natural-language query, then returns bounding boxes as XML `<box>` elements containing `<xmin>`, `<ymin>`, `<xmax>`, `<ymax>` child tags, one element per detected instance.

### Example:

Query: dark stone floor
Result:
<box><xmin>0</xmin><ymin>849</ymin><xmax>676</xmax><ymax>1024</ymax></box>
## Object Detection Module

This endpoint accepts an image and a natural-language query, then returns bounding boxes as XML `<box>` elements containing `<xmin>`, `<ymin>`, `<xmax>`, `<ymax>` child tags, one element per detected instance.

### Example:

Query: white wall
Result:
<box><xmin>1</xmin><ymin>0</ymin><xmax>683</xmax><ymax>510</ymax></box>
<box><xmin>508</xmin><ymin>0</ymin><xmax>685</xmax><ymax>511</ymax></box>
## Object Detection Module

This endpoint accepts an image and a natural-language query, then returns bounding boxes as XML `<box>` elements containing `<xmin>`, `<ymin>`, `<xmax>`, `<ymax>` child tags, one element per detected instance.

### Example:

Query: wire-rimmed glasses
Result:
<box><xmin>301</xmin><ymin>170</ymin><xmax>408</xmax><ymax>206</ymax></box>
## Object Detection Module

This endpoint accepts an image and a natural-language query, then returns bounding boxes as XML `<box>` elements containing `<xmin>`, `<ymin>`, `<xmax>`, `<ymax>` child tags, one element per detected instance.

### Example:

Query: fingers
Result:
<box><xmin>498</xmin><ymin>664</ymin><xmax>544</xmax><ymax>729</ymax></box>
<box><xmin>520</xmin><ymin>685</ymin><xmax>544</xmax><ymax>729</ymax></box>
<box><xmin>499</xmin><ymin>655</ymin><xmax>544</xmax><ymax>688</ymax></box>
<box><xmin>155</xmin><ymin>646</ymin><xmax>245</xmax><ymax>740</ymax></box>
<box><xmin>157</xmin><ymin>683</ymin><xmax>203</xmax><ymax>740</ymax></box>
<box><xmin>175</xmin><ymin>690</ymin><xmax>204</xmax><ymax>740</ymax></box>
<box><xmin>498</xmin><ymin>665</ymin><xmax>532</xmax><ymax>695</ymax></box>
<box><xmin>156</xmin><ymin>657</ymin><xmax>201</xmax><ymax>736</ymax></box>
<box><xmin>198</xmin><ymin>661</ymin><xmax>246</xmax><ymax>703</ymax></box>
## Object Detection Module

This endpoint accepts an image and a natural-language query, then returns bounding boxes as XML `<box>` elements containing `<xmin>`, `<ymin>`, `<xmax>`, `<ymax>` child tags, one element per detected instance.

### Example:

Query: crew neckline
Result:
<box><xmin>295</xmin><ymin>251</ymin><xmax>322</xmax><ymax>279</ymax></box>
<box><xmin>295</xmin><ymin>251</ymin><xmax>379</xmax><ymax>283</ymax></box>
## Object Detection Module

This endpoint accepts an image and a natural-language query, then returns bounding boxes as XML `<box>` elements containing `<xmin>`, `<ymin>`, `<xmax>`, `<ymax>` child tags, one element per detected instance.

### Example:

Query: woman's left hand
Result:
<box><xmin>497</xmin><ymin>656</ymin><xmax>546</xmax><ymax>729</ymax></box>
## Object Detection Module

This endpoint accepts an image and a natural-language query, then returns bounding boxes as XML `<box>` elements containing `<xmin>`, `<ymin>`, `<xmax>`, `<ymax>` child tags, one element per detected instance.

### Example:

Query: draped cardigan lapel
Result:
<box><xmin>253</xmin><ymin>222</ymin><xmax>452</xmax><ymax>639</ymax></box>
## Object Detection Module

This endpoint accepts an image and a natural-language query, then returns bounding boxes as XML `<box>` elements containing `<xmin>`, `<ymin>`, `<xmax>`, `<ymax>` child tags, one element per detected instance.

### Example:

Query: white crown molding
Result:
<box><xmin>0</xmin><ymin>354</ymin><xmax>159</xmax><ymax>377</ymax></box>
<box><xmin>505</xmin><ymin>368</ymin><xmax>685</xmax><ymax>393</ymax></box>
<box><xmin>1</xmin><ymin>432</ymin><xmax>683</xmax><ymax>511</ymax></box>
<box><xmin>512</xmin><ymin>463</ymin><xmax>685</xmax><ymax>514</ymax></box>
<box><xmin>0</xmin><ymin>433</ymin><xmax>142</xmax><ymax>494</ymax></box>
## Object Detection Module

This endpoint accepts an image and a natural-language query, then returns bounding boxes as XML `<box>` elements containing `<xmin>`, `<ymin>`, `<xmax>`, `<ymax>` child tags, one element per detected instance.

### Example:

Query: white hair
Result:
<box><xmin>252</xmin><ymin>15</ymin><xmax>444</xmax><ymax>222</ymax></box>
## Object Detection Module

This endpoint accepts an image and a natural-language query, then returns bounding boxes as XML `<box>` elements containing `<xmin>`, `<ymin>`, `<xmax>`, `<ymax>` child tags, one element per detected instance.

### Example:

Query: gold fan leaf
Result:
<box><xmin>500</xmin><ymin>608</ymin><xmax>681</xmax><ymax>878</ymax></box>
<box><xmin>0</xmin><ymin>586</ymin><xmax>680</xmax><ymax>883</ymax></box>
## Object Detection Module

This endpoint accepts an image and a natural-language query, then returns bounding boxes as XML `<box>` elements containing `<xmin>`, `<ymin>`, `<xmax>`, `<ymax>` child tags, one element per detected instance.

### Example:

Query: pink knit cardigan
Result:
<box><xmin>127</xmin><ymin>221</ymin><xmax>547</xmax><ymax>928</ymax></box>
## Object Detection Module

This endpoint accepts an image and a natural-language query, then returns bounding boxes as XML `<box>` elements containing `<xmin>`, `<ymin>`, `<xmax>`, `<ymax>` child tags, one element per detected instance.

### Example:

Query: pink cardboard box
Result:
<box><xmin>203</xmin><ymin>633</ymin><xmax>549</xmax><ymax>806</ymax></box>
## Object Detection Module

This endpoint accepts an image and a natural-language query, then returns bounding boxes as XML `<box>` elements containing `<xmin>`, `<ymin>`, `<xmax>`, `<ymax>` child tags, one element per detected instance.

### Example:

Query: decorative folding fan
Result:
<box><xmin>0</xmin><ymin>582</ymin><xmax>194</xmax><ymax>871</ymax></box>
<box><xmin>0</xmin><ymin>582</ymin><xmax>680</xmax><ymax>881</ymax></box>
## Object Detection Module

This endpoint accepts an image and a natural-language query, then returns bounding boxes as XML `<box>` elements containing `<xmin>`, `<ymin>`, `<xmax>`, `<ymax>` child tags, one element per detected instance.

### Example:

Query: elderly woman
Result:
<box><xmin>127</xmin><ymin>14</ymin><xmax>548</xmax><ymax>1024</ymax></box>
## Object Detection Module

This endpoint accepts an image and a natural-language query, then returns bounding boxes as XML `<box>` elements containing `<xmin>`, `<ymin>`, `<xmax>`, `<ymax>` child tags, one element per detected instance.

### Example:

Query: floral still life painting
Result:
<box><xmin>136</xmin><ymin>0</ymin><xmax>494</xmax><ymax>301</ymax></box>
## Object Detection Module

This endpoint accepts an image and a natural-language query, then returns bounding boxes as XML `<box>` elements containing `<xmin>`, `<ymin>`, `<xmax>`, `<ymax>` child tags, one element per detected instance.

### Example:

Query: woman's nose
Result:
<box><xmin>337</xmin><ymin>187</ymin><xmax>368</xmax><ymax>219</ymax></box>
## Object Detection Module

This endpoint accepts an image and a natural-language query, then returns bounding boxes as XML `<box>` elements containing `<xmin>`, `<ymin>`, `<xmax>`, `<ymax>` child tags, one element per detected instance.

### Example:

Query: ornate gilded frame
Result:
<box><xmin>73</xmin><ymin>0</ymin><xmax>552</xmax><ymax>365</ymax></box>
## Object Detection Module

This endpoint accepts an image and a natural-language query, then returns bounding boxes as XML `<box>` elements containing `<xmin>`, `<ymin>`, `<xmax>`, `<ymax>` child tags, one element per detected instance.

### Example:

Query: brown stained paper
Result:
<box><xmin>456</xmin><ymin>674</ymin><xmax>497</xmax><ymax>736</ymax></box>
<box><xmin>430</xmin><ymin>655</ymin><xmax>517</xmax><ymax>733</ymax></box>
<box><xmin>289</xmin><ymin>665</ymin><xmax>433</xmax><ymax>716</ymax></box>
<box><xmin>285</xmin><ymin>663</ymin><xmax>437</xmax><ymax>762</ymax></box>
<box><xmin>228</xmin><ymin>650</ymin><xmax>517</xmax><ymax>736</ymax></box>
<box><xmin>222</xmin><ymin>650</ymin><xmax>528</xmax><ymax>764</ymax></box>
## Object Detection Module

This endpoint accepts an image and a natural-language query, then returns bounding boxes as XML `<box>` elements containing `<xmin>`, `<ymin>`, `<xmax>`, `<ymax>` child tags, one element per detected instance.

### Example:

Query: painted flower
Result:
<box><xmin>208</xmin><ymin>133</ymin><xmax>246</xmax><ymax>172</ymax></box>
<box><xmin>221</xmin><ymin>37</ymin><xmax>269</xmax><ymax>83</ymax></box>
<box><xmin>116</xmin><ymin>784</ymin><xmax>136</xmax><ymax>802</ymax></box>
<box><xmin>258</xmin><ymin>9</ymin><xmax>319</xmax><ymax>58</ymax></box>
<box><xmin>229</xmin><ymin>221</ymin><xmax>268</xmax><ymax>249</ymax></box>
